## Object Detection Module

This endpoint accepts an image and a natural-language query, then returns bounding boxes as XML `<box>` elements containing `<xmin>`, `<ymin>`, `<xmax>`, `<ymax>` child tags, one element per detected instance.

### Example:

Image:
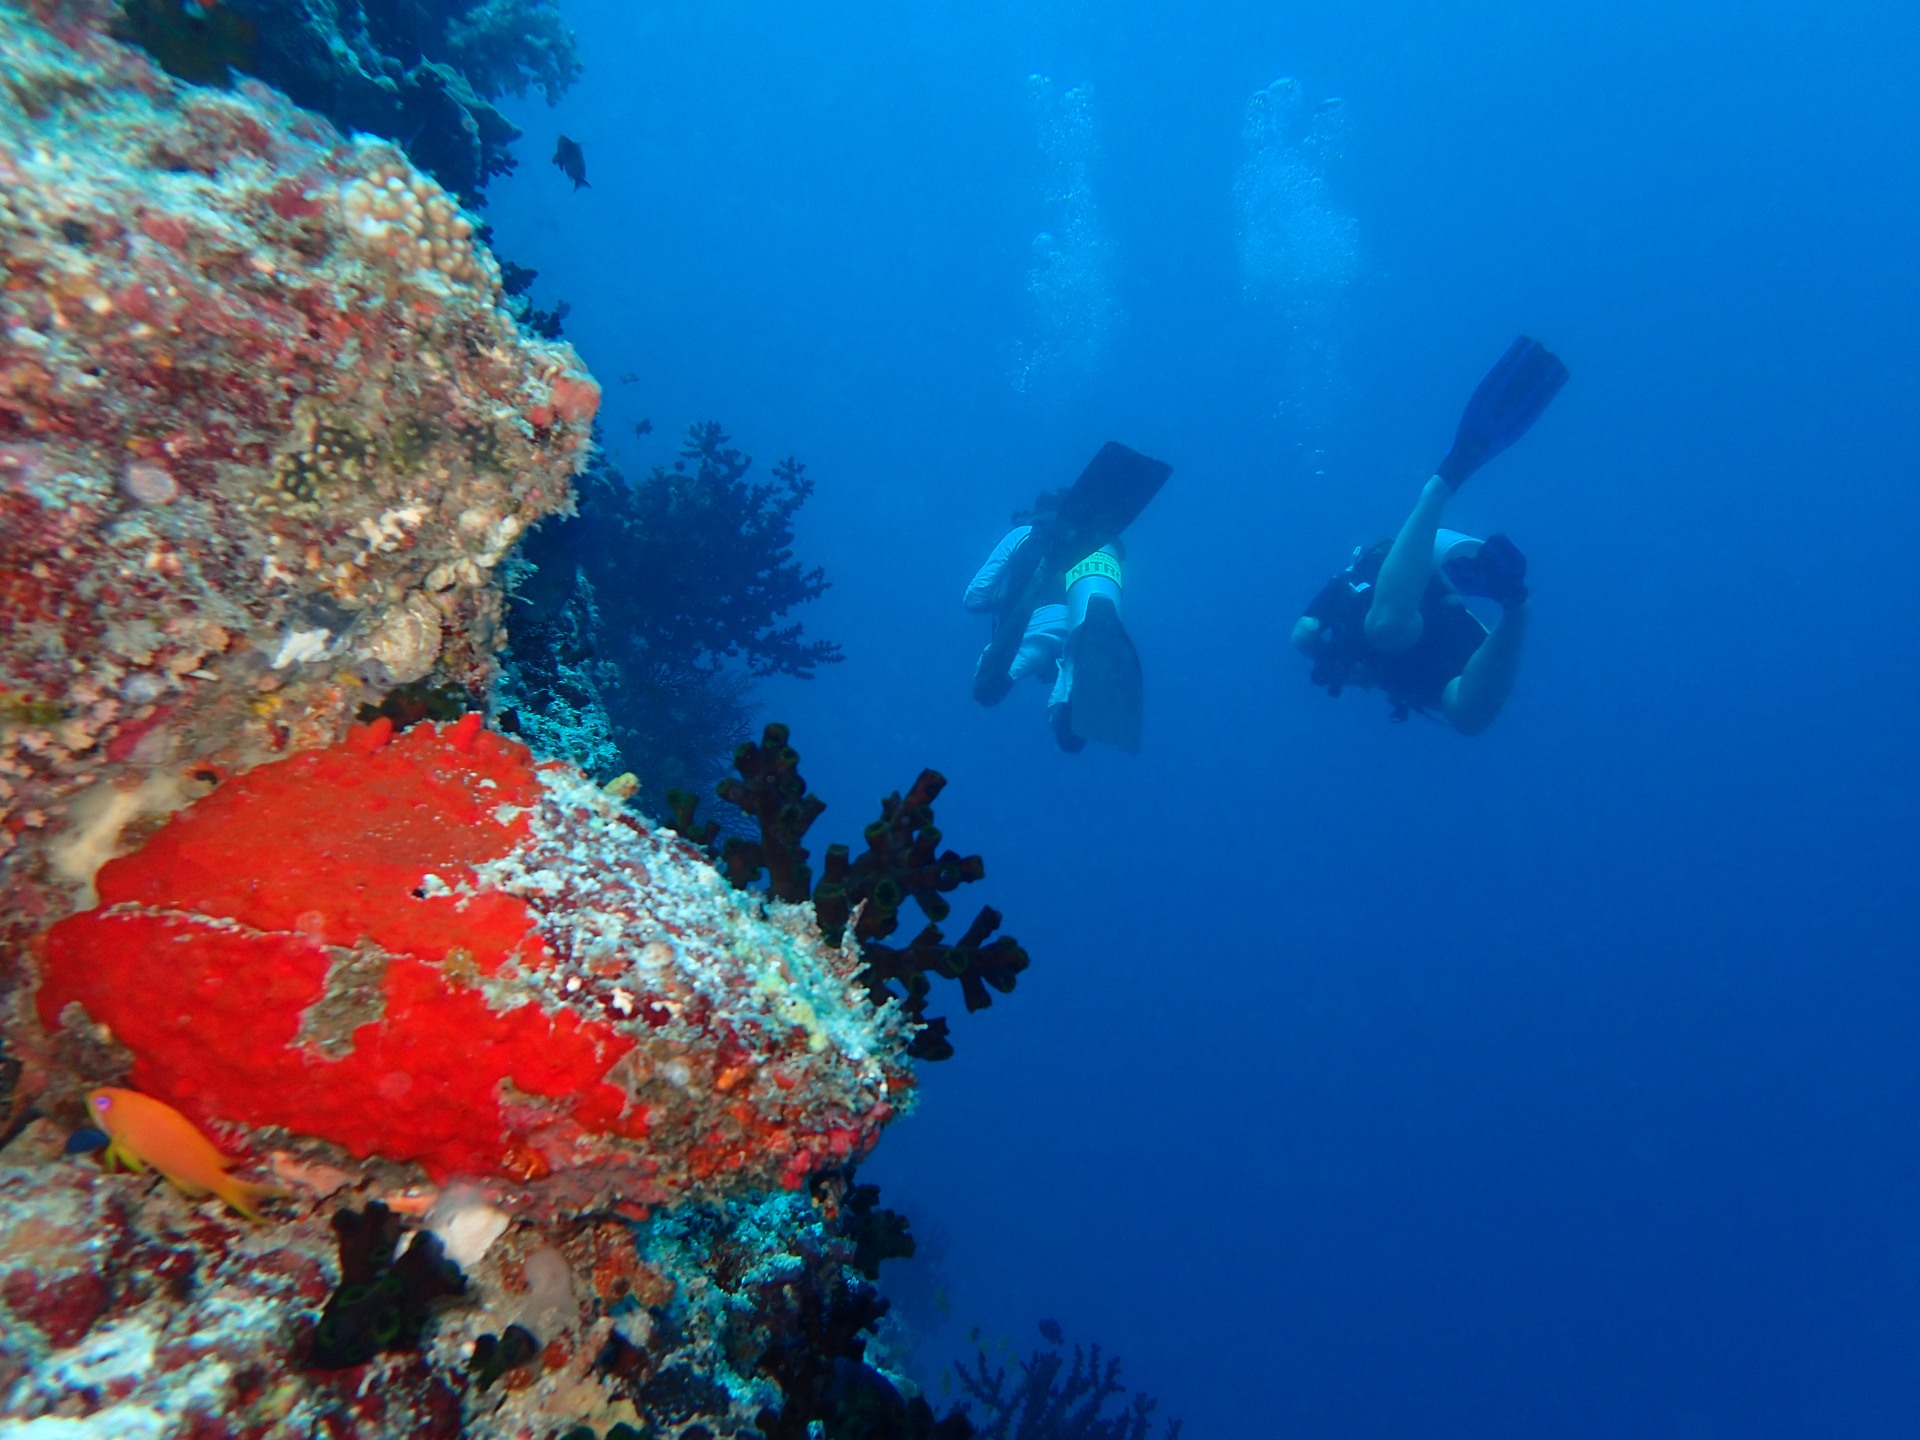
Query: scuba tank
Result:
<box><xmin>1064</xmin><ymin>545</ymin><xmax>1122</xmax><ymax>629</ymax></box>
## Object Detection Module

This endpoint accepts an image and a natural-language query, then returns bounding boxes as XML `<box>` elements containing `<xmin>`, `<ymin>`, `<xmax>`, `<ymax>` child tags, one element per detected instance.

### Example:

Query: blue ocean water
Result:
<box><xmin>486</xmin><ymin>2</ymin><xmax>1920</xmax><ymax>1434</ymax></box>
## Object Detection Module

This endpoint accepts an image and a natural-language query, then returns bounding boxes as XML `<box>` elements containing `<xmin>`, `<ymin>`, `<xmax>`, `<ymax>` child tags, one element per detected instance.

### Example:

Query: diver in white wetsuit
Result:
<box><xmin>964</xmin><ymin>443</ymin><xmax>1171</xmax><ymax>754</ymax></box>
<box><xmin>964</xmin><ymin>517</ymin><xmax>1125</xmax><ymax>753</ymax></box>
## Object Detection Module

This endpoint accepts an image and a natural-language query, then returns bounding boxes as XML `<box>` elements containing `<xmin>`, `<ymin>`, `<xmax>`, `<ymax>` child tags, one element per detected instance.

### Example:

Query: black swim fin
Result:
<box><xmin>1050</xmin><ymin>442</ymin><xmax>1173</xmax><ymax>566</ymax></box>
<box><xmin>1435</xmin><ymin>336</ymin><xmax>1569</xmax><ymax>490</ymax></box>
<box><xmin>1065</xmin><ymin>596</ymin><xmax>1143</xmax><ymax>753</ymax></box>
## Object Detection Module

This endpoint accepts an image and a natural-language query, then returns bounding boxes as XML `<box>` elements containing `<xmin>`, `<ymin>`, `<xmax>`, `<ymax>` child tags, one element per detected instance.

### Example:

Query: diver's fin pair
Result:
<box><xmin>1065</xmin><ymin>596</ymin><xmax>1143</xmax><ymax>754</ymax></box>
<box><xmin>1435</xmin><ymin>336</ymin><xmax>1569</xmax><ymax>490</ymax></box>
<box><xmin>973</xmin><ymin>441</ymin><xmax>1171</xmax><ymax>707</ymax></box>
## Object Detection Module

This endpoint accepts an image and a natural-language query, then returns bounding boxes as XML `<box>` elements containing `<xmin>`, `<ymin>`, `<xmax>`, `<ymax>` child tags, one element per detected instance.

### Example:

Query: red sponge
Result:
<box><xmin>38</xmin><ymin>720</ymin><xmax>629</xmax><ymax>1180</ymax></box>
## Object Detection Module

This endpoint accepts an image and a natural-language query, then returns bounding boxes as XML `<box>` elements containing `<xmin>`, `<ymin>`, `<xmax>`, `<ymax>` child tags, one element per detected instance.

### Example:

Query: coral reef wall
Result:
<box><xmin>0</xmin><ymin>10</ymin><xmax>959</xmax><ymax>1438</ymax></box>
<box><xmin>0</xmin><ymin>0</ymin><xmax>598</xmax><ymax>944</ymax></box>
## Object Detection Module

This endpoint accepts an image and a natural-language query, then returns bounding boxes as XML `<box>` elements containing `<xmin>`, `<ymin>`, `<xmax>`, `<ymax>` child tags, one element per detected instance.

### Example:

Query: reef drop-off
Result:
<box><xmin>0</xmin><ymin>5</ymin><xmax>953</xmax><ymax>1437</ymax></box>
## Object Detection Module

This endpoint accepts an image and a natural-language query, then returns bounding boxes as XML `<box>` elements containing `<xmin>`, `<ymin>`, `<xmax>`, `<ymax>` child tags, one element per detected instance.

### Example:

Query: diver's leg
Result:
<box><xmin>1441</xmin><ymin>599</ymin><xmax>1529</xmax><ymax>735</ymax></box>
<box><xmin>976</xmin><ymin>608</ymin><xmax>1063</xmax><ymax>706</ymax></box>
<box><xmin>1365</xmin><ymin>474</ymin><xmax>1450</xmax><ymax>653</ymax></box>
<box><xmin>1009</xmin><ymin>606</ymin><xmax>1069</xmax><ymax>684</ymax></box>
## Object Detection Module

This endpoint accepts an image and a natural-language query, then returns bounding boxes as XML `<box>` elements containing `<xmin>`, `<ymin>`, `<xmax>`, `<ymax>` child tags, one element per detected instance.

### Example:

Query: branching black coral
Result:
<box><xmin>713</xmin><ymin>723</ymin><xmax>826</xmax><ymax>901</ymax></box>
<box><xmin>834</xmin><ymin>1173</ymin><xmax>917</xmax><ymax>1281</ymax></box>
<box><xmin>810</xmin><ymin>767</ymin><xmax>1027</xmax><ymax>1059</ymax></box>
<box><xmin>467</xmin><ymin>1323</ymin><xmax>538</xmax><ymax>1391</ymax></box>
<box><xmin>751</xmin><ymin>1177</ymin><xmax>972</xmax><ymax>1440</ymax></box>
<box><xmin>856</xmin><ymin>909</ymin><xmax>1030</xmax><ymax>1062</ymax></box>
<box><xmin>677</xmin><ymin>724</ymin><xmax>1029</xmax><ymax>1060</ymax></box>
<box><xmin>811</xmin><ymin>770</ymin><xmax>984</xmax><ymax>947</ymax></box>
<box><xmin>956</xmin><ymin>1332</ymin><xmax>1181</xmax><ymax>1440</ymax></box>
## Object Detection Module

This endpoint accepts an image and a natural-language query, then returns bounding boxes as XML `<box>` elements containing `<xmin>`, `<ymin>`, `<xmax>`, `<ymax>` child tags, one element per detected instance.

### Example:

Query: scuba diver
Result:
<box><xmin>1292</xmin><ymin>336</ymin><xmax>1569</xmax><ymax>734</ymax></box>
<box><xmin>966</xmin><ymin>442</ymin><xmax>1173</xmax><ymax>753</ymax></box>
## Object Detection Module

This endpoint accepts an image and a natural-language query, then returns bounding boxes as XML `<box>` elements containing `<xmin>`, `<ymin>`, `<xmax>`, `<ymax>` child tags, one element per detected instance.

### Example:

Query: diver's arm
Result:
<box><xmin>962</xmin><ymin>526</ymin><xmax>1034</xmax><ymax>612</ymax></box>
<box><xmin>1441</xmin><ymin>598</ymin><xmax>1528</xmax><ymax>735</ymax></box>
<box><xmin>1365</xmin><ymin>474</ymin><xmax>1449</xmax><ymax>653</ymax></box>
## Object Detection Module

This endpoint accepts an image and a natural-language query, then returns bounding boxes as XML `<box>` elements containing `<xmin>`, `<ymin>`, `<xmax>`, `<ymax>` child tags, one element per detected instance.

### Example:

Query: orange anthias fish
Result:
<box><xmin>87</xmin><ymin>1087</ymin><xmax>276</xmax><ymax>1222</ymax></box>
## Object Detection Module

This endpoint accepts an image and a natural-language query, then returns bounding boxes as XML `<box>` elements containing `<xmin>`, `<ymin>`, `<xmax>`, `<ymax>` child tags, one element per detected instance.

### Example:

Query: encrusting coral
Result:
<box><xmin>0</xmin><ymin>0</ymin><xmax>596</xmax><ymax>948</ymax></box>
<box><xmin>6</xmin><ymin>710</ymin><xmax>938</xmax><ymax>1435</ymax></box>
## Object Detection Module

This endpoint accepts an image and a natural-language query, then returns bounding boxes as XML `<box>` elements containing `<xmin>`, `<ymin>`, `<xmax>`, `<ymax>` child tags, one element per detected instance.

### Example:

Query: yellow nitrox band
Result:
<box><xmin>1064</xmin><ymin>550</ymin><xmax>1122</xmax><ymax>590</ymax></box>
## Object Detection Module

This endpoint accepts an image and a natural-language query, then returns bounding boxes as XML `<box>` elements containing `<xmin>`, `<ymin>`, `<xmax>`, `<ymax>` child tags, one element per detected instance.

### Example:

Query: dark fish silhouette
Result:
<box><xmin>552</xmin><ymin>135</ymin><xmax>590</xmax><ymax>191</ymax></box>
<box><xmin>634</xmin><ymin>419</ymin><xmax>652</xmax><ymax>436</ymax></box>
<box><xmin>114</xmin><ymin>0</ymin><xmax>258</xmax><ymax>87</ymax></box>
<box><xmin>1038</xmin><ymin>1318</ymin><xmax>1065</xmax><ymax>1345</ymax></box>
<box><xmin>618</xmin><ymin>372</ymin><xmax>639</xmax><ymax>384</ymax></box>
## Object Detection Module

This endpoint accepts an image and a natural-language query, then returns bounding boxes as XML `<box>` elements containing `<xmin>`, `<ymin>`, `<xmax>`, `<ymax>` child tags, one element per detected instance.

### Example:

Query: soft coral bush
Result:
<box><xmin>500</xmin><ymin>425</ymin><xmax>840</xmax><ymax>818</ymax></box>
<box><xmin>956</xmin><ymin>1330</ymin><xmax>1181</xmax><ymax>1440</ymax></box>
<box><xmin>615</xmin><ymin>423</ymin><xmax>842</xmax><ymax>681</ymax></box>
<box><xmin>206</xmin><ymin>0</ymin><xmax>583</xmax><ymax>200</ymax></box>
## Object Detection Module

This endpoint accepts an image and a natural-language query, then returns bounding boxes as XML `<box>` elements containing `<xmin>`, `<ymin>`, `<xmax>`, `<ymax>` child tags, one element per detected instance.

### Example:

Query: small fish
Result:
<box><xmin>552</xmin><ymin>135</ymin><xmax>590</xmax><ymax>191</ymax></box>
<box><xmin>1038</xmin><ymin>1317</ymin><xmax>1065</xmax><ymax>1345</ymax></box>
<box><xmin>1316</xmin><ymin>96</ymin><xmax>1345</xmax><ymax>113</ymax></box>
<box><xmin>618</xmin><ymin>372</ymin><xmax>639</xmax><ymax>384</ymax></box>
<box><xmin>634</xmin><ymin>418</ymin><xmax>652</xmax><ymax>437</ymax></box>
<box><xmin>88</xmin><ymin>1087</ymin><xmax>276</xmax><ymax>1221</ymax></box>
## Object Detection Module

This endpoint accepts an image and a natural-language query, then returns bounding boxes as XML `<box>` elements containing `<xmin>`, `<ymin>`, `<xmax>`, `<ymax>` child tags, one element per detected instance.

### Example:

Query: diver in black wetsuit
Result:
<box><xmin>1292</xmin><ymin>337</ymin><xmax>1569</xmax><ymax>734</ymax></box>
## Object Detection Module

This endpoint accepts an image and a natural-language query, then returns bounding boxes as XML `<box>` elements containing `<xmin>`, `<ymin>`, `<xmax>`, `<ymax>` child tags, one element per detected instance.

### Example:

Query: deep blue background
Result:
<box><xmin>488</xmin><ymin>2</ymin><xmax>1920</xmax><ymax>1433</ymax></box>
